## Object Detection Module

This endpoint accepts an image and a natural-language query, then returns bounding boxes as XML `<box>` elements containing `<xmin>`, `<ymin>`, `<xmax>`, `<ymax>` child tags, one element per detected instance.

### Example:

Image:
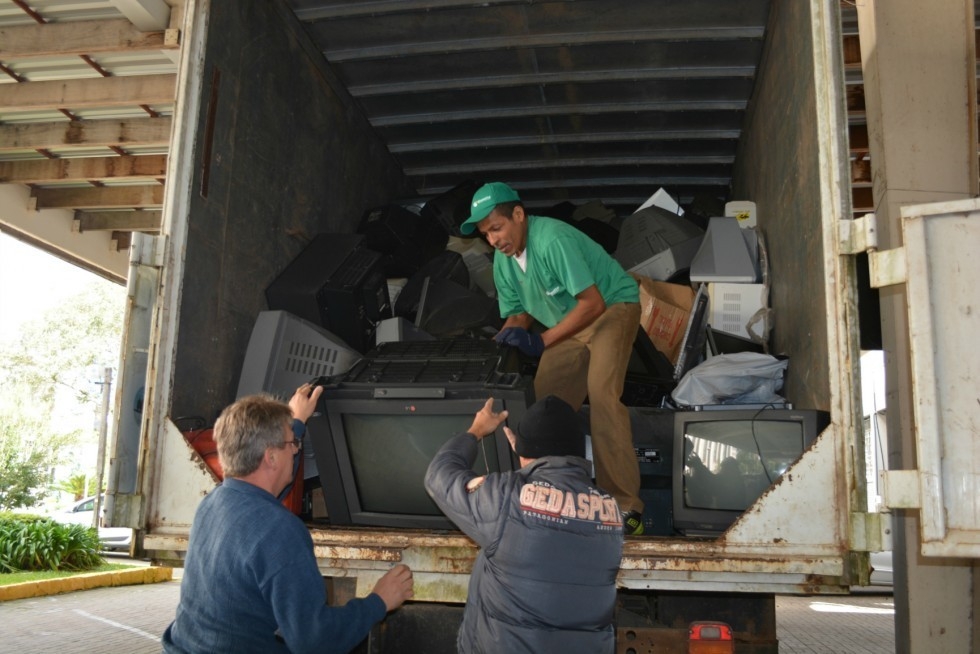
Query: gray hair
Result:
<box><xmin>214</xmin><ymin>394</ymin><xmax>292</xmax><ymax>478</ymax></box>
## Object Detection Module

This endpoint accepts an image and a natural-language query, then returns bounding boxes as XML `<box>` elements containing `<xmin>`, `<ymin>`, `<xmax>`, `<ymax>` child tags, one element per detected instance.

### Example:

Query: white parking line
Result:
<box><xmin>72</xmin><ymin>609</ymin><xmax>160</xmax><ymax>642</ymax></box>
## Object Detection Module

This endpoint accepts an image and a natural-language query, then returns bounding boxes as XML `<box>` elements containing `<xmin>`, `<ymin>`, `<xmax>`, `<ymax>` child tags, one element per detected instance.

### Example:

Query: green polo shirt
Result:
<box><xmin>494</xmin><ymin>215</ymin><xmax>638</xmax><ymax>328</ymax></box>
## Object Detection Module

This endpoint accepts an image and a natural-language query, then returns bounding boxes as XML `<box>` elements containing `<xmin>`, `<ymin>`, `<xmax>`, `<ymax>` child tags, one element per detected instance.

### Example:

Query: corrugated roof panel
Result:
<box><xmin>0</xmin><ymin>0</ymin><xmax>124</xmax><ymax>25</ymax></box>
<box><xmin>286</xmin><ymin>0</ymin><xmax>772</xmax><ymax>212</ymax></box>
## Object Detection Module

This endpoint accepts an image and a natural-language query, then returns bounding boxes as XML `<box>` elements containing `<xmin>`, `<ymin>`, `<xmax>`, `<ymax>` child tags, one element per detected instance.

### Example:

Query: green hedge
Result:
<box><xmin>0</xmin><ymin>513</ymin><xmax>104</xmax><ymax>572</ymax></box>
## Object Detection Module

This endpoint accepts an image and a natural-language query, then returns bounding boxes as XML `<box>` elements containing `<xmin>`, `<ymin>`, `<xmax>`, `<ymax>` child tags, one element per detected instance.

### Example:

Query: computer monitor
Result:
<box><xmin>614</xmin><ymin>206</ymin><xmax>705</xmax><ymax>281</ymax></box>
<box><xmin>265</xmin><ymin>233</ymin><xmax>392</xmax><ymax>353</ymax></box>
<box><xmin>689</xmin><ymin>217</ymin><xmax>760</xmax><ymax>283</ymax></box>
<box><xmin>672</xmin><ymin>408</ymin><xmax>830</xmax><ymax>536</ymax></box>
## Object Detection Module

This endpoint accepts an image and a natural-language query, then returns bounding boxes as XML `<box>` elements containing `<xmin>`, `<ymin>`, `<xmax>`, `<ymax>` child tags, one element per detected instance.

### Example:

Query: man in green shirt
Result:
<box><xmin>460</xmin><ymin>182</ymin><xmax>645</xmax><ymax>535</ymax></box>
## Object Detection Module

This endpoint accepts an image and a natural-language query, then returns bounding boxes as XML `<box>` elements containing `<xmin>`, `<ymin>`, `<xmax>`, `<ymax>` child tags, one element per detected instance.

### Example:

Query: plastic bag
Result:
<box><xmin>671</xmin><ymin>352</ymin><xmax>787</xmax><ymax>407</ymax></box>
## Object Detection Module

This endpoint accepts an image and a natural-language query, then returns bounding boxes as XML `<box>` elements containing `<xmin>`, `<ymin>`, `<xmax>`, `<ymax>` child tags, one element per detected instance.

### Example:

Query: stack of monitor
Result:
<box><xmin>265</xmin><ymin>233</ymin><xmax>391</xmax><ymax>354</ymax></box>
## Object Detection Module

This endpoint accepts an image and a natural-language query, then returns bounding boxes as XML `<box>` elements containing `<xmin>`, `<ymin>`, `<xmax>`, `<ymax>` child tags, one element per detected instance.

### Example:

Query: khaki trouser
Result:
<box><xmin>532</xmin><ymin>302</ymin><xmax>643</xmax><ymax>514</ymax></box>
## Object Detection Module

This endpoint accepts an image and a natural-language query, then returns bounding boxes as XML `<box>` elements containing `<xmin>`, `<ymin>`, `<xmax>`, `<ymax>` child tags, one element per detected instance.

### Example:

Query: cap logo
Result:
<box><xmin>472</xmin><ymin>195</ymin><xmax>493</xmax><ymax>209</ymax></box>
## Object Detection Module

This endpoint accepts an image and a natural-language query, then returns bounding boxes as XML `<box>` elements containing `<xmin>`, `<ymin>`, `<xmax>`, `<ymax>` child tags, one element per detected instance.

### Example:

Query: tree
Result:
<box><xmin>0</xmin><ymin>409</ymin><xmax>79</xmax><ymax>510</ymax></box>
<box><xmin>53</xmin><ymin>472</ymin><xmax>102</xmax><ymax>501</ymax></box>
<box><xmin>0</xmin><ymin>280</ymin><xmax>124</xmax><ymax>510</ymax></box>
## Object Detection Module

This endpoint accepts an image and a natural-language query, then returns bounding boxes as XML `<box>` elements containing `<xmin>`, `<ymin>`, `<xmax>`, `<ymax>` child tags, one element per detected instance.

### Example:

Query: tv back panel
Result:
<box><xmin>375</xmin><ymin>316</ymin><xmax>436</xmax><ymax>344</ymax></box>
<box><xmin>265</xmin><ymin>233</ymin><xmax>392</xmax><ymax>354</ymax></box>
<box><xmin>236</xmin><ymin>310</ymin><xmax>361</xmax><ymax>399</ymax></box>
<box><xmin>689</xmin><ymin>217</ymin><xmax>760</xmax><ymax>283</ymax></box>
<box><xmin>614</xmin><ymin>206</ymin><xmax>705</xmax><ymax>281</ymax></box>
<box><xmin>415</xmin><ymin>278</ymin><xmax>501</xmax><ymax>337</ymax></box>
<box><xmin>706</xmin><ymin>282</ymin><xmax>768</xmax><ymax>340</ymax></box>
<box><xmin>357</xmin><ymin>204</ymin><xmax>449</xmax><ymax>277</ymax></box>
<box><xmin>236</xmin><ymin>310</ymin><xmax>361</xmax><ymax>480</ymax></box>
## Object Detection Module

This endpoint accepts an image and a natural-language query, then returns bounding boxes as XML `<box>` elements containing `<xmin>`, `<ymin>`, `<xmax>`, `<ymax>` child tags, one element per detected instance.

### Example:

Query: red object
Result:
<box><xmin>688</xmin><ymin>621</ymin><xmax>734</xmax><ymax>654</ymax></box>
<box><xmin>183</xmin><ymin>427</ymin><xmax>304</xmax><ymax>515</ymax></box>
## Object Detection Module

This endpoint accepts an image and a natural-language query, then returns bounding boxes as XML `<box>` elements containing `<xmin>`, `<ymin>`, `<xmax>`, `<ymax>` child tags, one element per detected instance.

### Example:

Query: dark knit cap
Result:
<box><xmin>513</xmin><ymin>395</ymin><xmax>586</xmax><ymax>459</ymax></box>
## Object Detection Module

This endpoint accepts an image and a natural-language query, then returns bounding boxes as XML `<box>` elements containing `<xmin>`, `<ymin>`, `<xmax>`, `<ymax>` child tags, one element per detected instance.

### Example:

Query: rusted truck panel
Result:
<box><xmin>124</xmin><ymin>2</ymin><xmax>872</xmax><ymax>645</ymax></box>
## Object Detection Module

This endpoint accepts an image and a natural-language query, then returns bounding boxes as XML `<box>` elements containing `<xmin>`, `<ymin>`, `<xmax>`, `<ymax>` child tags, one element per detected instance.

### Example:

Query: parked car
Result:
<box><xmin>51</xmin><ymin>495</ymin><xmax>132</xmax><ymax>552</ymax></box>
<box><xmin>869</xmin><ymin>550</ymin><xmax>893</xmax><ymax>587</ymax></box>
<box><xmin>55</xmin><ymin>495</ymin><xmax>100</xmax><ymax>527</ymax></box>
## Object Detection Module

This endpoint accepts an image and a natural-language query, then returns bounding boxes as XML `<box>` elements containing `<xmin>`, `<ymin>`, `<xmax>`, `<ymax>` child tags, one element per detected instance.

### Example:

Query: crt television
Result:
<box><xmin>236</xmin><ymin>310</ymin><xmax>362</xmax><ymax>480</ymax></box>
<box><xmin>672</xmin><ymin>408</ymin><xmax>830</xmax><ymax>536</ymax></box>
<box><xmin>236</xmin><ymin>310</ymin><xmax>361</xmax><ymax>399</ymax></box>
<box><xmin>309</xmin><ymin>385</ymin><xmax>531</xmax><ymax>530</ymax></box>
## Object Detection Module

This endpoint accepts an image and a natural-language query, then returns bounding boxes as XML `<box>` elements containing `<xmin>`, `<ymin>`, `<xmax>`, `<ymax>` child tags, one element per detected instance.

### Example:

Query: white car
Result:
<box><xmin>869</xmin><ymin>550</ymin><xmax>893</xmax><ymax>587</ymax></box>
<box><xmin>52</xmin><ymin>495</ymin><xmax>133</xmax><ymax>552</ymax></box>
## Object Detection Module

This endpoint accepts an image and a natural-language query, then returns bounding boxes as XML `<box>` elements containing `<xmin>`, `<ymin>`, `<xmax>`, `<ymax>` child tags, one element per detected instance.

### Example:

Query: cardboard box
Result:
<box><xmin>631</xmin><ymin>273</ymin><xmax>695</xmax><ymax>365</ymax></box>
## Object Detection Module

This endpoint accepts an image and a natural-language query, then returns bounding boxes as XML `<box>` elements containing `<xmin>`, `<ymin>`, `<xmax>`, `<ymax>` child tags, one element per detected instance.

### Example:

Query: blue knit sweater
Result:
<box><xmin>162</xmin><ymin>478</ymin><xmax>386</xmax><ymax>653</ymax></box>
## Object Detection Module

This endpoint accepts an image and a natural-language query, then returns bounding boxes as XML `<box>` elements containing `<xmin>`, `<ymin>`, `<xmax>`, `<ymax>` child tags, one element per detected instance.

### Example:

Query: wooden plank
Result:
<box><xmin>0</xmin><ymin>117</ymin><xmax>172</xmax><ymax>152</ymax></box>
<box><xmin>31</xmin><ymin>185</ymin><xmax>164</xmax><ymax>210</ymax></box>
<box><xmin>842</xmin><ymin>34</ymin><xmax>861</xmax><ymax>66</ymax></box>
<box><xmin>852</xmin><ymin>186</ymin><xmax>874</xmax><ymax>212</ymax></box>
<box><xmin>75</xmin><ymin>210</ymin><xmax>161</xmax><ymax>233</ymax></box>
<box><xmin>849</xmin><ymin>124</ymin><xmax>869</xmax><ymax>155</ymax></box>
<box><xmin>0</xmin><ymin>155</ymin><xmax>167</xmax><ymax>184</ymax></box>
<box><xmin>111</xmin><ymin>231</ymin><xmax>133</xmax><ymax>251</ymax></box>
<box><xmin>0</xmin><ymin>74</ymin><xmax>177</xmax><ymax>112</ymax></box>
<box><xmin>0</xmin><ymin>19</ymin><xmax>175</xmax><ymax>59</ymax></box>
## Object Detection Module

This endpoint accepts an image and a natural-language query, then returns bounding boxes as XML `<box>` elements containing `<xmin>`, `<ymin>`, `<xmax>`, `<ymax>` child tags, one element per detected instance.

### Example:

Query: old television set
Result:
<box><xmin>236</xmin><ymin>310</ymin><xmax>362</xmax><ymax>480</ymax></box>
<box><xmin>307</xmin><ymin>338</ymin><xmax>533</xmax><ymax>530</ymax></box>
<box><xmin>309</xmin><ymin>387</ymin><xmax>530</xmax><ymax>530</ymax></box>
<box><xmin>236</xmin><ymin>310</ymin><xmax>361</xmax><ymax>399</ymax></box>
<box><xmin>264</xmin><ymin>233</ymin><xmax>391</xmax><ymax>354</ymax></box>
<box><xmin>672</xmin><ymin>408</ymin><xmax>830</xmax><ymax>536</ymax></box>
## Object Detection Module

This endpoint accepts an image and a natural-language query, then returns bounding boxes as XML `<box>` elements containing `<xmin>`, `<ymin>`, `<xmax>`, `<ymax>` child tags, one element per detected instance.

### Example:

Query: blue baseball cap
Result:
<box><xmin>459</xmin><ymin>182</ymin><xmax>521</xmax><ymax>235</ymax></box>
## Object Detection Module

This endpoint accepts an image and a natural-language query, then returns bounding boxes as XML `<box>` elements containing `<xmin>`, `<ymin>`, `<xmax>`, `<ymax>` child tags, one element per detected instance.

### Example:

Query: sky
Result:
<box><xmin>0</xmin><ymin>233</ymin><xmax>126</xmax><ymax>506</ymax></box>
<box><xmin>0</xmin><ymin>233</ymin><xmax>111</xmax><ymax>344</ymax></box>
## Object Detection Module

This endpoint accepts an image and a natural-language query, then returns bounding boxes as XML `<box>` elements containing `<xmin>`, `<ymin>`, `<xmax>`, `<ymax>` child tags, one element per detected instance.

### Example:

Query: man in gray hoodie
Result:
<box><xmin>425</xmin><ymin>395</ymin><xmax>624</xmax><ymax>654</ymax></box>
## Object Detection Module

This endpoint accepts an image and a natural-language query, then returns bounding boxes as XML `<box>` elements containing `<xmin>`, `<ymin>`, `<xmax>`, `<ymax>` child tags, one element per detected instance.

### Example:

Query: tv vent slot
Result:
<box><xmin>333</xmin><ymin>249</ymin><xmax>378</xmax><ymax>286</ymax></box>
<box><xmin>285</xmin><ymin>340</ymin><xmax>344</xmax><ymax>377</ymax></box>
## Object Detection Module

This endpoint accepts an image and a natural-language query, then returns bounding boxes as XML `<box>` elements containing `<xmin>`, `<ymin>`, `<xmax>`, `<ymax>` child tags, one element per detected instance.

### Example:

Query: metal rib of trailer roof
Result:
<box><xmin>285</xmin><ymin>0</ymin><xmax>771</xmax><ymax>214</ymax></box>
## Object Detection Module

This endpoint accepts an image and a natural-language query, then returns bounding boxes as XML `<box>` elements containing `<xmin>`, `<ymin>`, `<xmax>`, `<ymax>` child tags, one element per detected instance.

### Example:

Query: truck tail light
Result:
<box><xmin>688</xmin><ymin>621</ymin><xmax>734</xmax><ymax>654</ymax></box>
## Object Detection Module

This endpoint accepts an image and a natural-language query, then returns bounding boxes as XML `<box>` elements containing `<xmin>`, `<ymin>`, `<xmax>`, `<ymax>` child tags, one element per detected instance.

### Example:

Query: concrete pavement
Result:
<box><xmin>2</xmin><ymin>576</ymin><xmax>895</xmax><ymax>653</ymax></box>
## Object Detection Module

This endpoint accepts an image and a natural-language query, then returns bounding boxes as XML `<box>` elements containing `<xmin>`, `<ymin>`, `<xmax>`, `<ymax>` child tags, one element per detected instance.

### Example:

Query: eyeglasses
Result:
<box><xmin>281</xmin><ymin>439</ymin><xmax>302</xmax><ymax>450</ymax></box>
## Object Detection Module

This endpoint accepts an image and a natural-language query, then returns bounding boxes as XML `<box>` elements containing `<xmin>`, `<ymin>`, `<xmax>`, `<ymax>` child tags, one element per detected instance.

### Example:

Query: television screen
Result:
<box><xmin>309</xmin><ymin>386</ymin><xmax>531</xmax><ymax>530</ymax></box>
<box><xmin>342</xmin><ymin>407</ymin><xmax>501</xmax><ymax>515</ymax></box>
<box><xmin>672</xmin><ymin>408</ymin><xmax>829</xmax><ymax>536</ymax></box>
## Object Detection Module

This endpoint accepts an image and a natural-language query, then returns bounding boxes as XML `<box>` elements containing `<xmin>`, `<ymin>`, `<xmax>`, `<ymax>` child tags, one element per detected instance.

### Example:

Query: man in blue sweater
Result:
<box><xmin>163</xmin><ymin>384</ymin><xmax>414</xmax><ymax>654</ymax></box>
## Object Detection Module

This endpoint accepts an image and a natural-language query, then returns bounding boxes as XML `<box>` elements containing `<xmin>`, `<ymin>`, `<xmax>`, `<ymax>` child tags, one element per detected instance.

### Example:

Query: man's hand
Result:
<box><xmin>288</xmin><ymin>383</ymin><xmax>323</xmax><ymax>423</ymax></box>
<box><xmin>494</xmin><ymin>327</ymin><xmax>545</xmax><ymax>357</ymax></box>
<box><xmin>467</xmin><ymin>397</ymin><xmax>509</xmax><ymax>440</ymax></box>
<box><xmin>372</xmin><ymin>564</ymin><xmax>414</xmax><ymax>612</ymax></box>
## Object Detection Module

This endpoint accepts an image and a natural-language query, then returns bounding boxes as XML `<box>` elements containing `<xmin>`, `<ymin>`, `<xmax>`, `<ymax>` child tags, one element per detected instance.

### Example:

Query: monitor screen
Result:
<box><xmin>672</xmin><ymin>408</ymin><xmax>829</xmax><ymax>536</ymax></box>
<box><xmin>341</xmin><ymin>411</ymin><xmax>501</xmax><ymax>516</ymax></box>
<box><xmin>309</xmin><ymin>386</ymin><xmax>530</xmax><ymax>530</ymax></box>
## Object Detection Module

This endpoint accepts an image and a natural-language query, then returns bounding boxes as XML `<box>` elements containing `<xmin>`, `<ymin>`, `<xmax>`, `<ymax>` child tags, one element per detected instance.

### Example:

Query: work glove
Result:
<box><xmin>495</xmin><ymin>327</ymin><xmax>545</xmax><ymax>358</ymax></box>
